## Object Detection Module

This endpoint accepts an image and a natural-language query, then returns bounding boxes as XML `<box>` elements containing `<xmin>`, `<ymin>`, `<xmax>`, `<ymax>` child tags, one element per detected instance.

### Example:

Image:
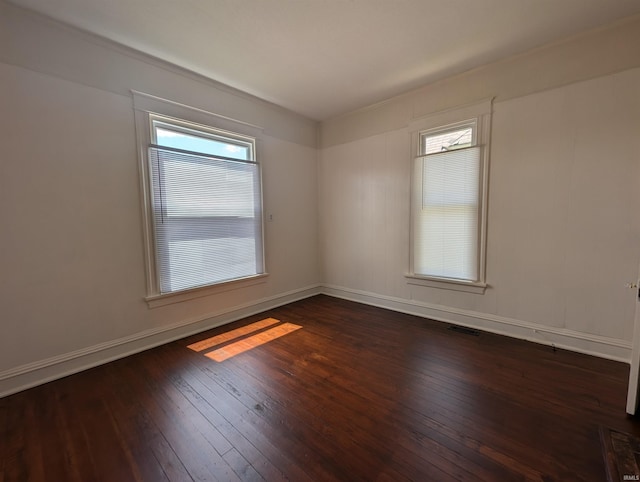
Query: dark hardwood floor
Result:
<box><xmin>1</xmin><ymin>294</ymin><xmax>638</xmax><ymax>481</ymax></box>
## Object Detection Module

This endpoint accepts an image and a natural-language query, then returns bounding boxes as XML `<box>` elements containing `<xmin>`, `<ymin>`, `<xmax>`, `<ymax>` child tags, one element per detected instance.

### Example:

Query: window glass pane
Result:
<box><xmin>416</xmin><ymin>205</ymin><xmax>478</xmax><ymax>280</ymax></box>
<box><xmin>422</xmin><ymin>148</ymin><xmax>479</xmax><ymax>206</ymax></box>
<box><xmin>162</xmin><ymin>236</ymin><xmax>258</xmax><ymax>292</ymax></box>
<box><xmin>413</xmin><ymin>146</ymin><xmax>480</xmax><ymax>281</ymax></box>
<box><xmin>159</xmin><ymin>151</ymin><xmax>256</xmax><ymax>218</ymax></box>
<box><xmin>422</xmin><ymin>127</ymin><xmax>473</xmax><ymax>155</ymax></box>
<box><xmin>149</xmin><ymin>120</ymin><xmax>263</xmax><ymax>294</ymax></box>
<box><xmin>155</xmin><ymin>126</ymin><xmax>250</xmax><ymax>160</ymax></box>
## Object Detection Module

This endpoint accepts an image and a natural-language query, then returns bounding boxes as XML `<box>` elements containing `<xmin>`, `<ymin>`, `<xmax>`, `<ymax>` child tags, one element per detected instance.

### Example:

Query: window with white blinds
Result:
<box><xmin>148</xmin><ymin>115</ymin><xmax>264</xmax><ymax>294</ymax></box>
<box><xmin>409</xmin><ymin>114</ymin><xmax>489</xmax><ymax>291</ymax></box>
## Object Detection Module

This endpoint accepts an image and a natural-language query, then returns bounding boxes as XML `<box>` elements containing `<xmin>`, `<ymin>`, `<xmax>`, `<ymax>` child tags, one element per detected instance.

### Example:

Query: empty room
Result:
<box><xmin>2</xmin><ymin>0</ymin><xmax>640</xmax><ymax>480</ymax></box>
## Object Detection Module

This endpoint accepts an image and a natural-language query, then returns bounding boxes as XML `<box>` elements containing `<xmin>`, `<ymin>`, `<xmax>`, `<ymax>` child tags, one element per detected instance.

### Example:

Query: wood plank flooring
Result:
<box><xmin>1</xmin><ymin>294</ymin><xmax>639</xmax><ymax>481</ymax></box>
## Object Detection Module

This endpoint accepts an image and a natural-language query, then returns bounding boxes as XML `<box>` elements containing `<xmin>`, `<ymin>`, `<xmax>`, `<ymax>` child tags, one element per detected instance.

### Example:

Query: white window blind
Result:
<box><xmin>148</xmin><ymin>125</ymin><xmax>263</xmax><ymax>294</ymax></box>
<box><xmin>413</xmin><ymin>146</ymin><xmax>480</xmax><ymax>281</ymax></box>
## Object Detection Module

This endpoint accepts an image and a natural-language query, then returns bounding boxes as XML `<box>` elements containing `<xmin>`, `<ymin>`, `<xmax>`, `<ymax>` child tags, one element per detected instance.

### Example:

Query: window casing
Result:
<box><xmin>407</xmin><ymin>100</ymin><xmax>492</xmax><ymax>293</ymax></box>
<box><xmin>133</xmin><ymin>92</ymin><xmax>266</xmax><ymax>305</ymax></box>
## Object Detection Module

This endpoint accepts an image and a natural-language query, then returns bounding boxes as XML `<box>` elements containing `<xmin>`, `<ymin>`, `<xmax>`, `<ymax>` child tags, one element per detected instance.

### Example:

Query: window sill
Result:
<box><xmin>405</xmin><ymin>274</ymin><xmax>487</xmax><ymax>294</ymax></box>
<box><xmin>145</xmin><ymin>273</ymin><xmax>269</xmax><ymax>308</ymax></box>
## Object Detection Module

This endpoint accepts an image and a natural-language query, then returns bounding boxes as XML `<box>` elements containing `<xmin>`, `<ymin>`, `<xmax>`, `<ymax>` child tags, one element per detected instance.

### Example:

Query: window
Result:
<box><xmin>148</xmin><ymin>115</ymin><xmax>264</xmax><ymax>294</ymax></box>
<box><xmin>132</xmin><ymin>92</ymin><xmax>266</xmax><ymax>304</ymax></box>
<box><xmin>407</xmin><ymin>100</ymin><xmax>491</xmax><ymax>293</ymax></box>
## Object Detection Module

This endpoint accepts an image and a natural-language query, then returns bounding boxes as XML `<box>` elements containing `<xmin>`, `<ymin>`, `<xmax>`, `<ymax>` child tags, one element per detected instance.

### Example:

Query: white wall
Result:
<box><xmin>319</xmin><ymin>68</ymin><xmax>640</xmax><ymax>361</ymax></box>
<box><xmin>0</xmin><ymin>3</ymin><xmax>320</xmax><ymax>396</ymax></box>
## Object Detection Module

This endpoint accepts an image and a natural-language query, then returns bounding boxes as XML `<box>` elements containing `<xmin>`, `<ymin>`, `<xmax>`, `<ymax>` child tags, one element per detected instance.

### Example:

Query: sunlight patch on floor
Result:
<box><xmin>187</xmin><ymin>318</ymin><xmax>281</xmax><ymax>352</ymax></box>
<box><xmin>187</xmin><ymin>318</ymin><xmax>302</xmax><ymax>362</ymax></box>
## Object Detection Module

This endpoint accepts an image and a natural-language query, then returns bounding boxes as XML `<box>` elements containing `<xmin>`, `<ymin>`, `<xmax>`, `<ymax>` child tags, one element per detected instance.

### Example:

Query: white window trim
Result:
<box><xmin>132</xmin><ymin>91</ymin><xmax>268</xmax><ymax>307</ymax></box>
<box><xmin>405</xmin><ymin>98</ymin><xmax>493</xmax><ymax>294</ymax></box>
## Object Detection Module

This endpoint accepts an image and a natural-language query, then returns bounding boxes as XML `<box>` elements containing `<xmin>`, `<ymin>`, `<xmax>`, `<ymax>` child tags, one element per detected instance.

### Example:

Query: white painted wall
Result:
<box><xmin>319</xmin><ymin>68</ymin><xmax>640</xmax><ymax>360</ymax></box>
<box><xmin>489</xmin><ymin>74</ymin><xmax>640</xmax><ymax>339</ymax></box>
<box><xmin>0</xmin><ymin>4</ymin><xmax>320</xmax><ymax>395</ymax></box>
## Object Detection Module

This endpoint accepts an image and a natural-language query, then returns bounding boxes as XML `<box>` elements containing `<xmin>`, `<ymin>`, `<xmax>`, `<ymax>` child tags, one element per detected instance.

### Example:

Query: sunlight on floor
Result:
<box><xmin>187</xmin><ymin>318</ymin><xmax>302</xmax><ymax>362</ymax></box>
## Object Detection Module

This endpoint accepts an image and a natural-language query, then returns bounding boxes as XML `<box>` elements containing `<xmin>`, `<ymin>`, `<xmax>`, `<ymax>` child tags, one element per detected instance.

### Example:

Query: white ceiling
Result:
<box><xmin>9</xmin><ymin>0</ymin><xmax>640</xmax><ymax>120</ymax></box>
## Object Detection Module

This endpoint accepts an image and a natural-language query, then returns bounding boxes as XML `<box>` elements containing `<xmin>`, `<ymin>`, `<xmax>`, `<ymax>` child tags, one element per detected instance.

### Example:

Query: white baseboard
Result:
<box><xmin>0</xmin><ymin>284</ymin><xmax>322</xmax><ymax>398</ymax></box>
<box><xmin>2</xmin><ymin>282</ymin><xmax>630</xmax><ymax>398</ymax></box>
<box><xmin>320</xmin><ymin>284</ymin><xmax>632</xmax><ymax>363</ymax></box>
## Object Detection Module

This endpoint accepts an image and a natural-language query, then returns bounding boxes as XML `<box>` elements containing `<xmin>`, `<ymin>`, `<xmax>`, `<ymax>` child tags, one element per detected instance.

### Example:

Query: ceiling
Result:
<box><xmin>9</xmin><ymin>0</ymin><xmax>640</xmax><ymax>120</ymax></box>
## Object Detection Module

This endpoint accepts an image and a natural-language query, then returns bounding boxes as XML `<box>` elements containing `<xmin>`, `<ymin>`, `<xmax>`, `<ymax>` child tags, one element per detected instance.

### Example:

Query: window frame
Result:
<box><xmin>132</xmin><ymin>92</ymin><xmax>267</xmax><ymax>307</ymax></box>
<box><xmin>406</xmin><ymin>99</ymin><xmax>493</xmax><ymax>294</ymax></box>
<box><xmin>150</xmin><ymin>114</ymin><xmax>255</xmax><ymax>160</ymax></box>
